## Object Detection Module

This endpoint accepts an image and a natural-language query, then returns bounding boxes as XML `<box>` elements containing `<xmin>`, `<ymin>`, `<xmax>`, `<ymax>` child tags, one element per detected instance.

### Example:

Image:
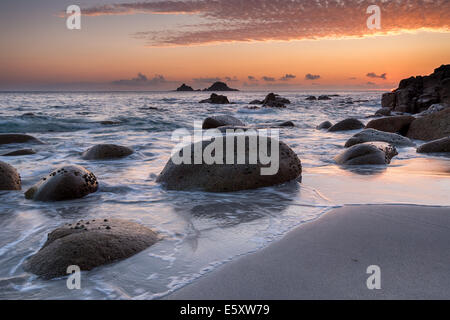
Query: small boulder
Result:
<box><xmin>417</xmin><ymin>137</ymin><xmax>450</xmax><ymax>153</ymax></box>
<box><xmin>25</xmin><ymin>165</ymin><xmax>98</xmax><ymax>201</ymax></box>
<box><xmin>318</xmin><ymin>95</ymin><xmax>331</xmax><ymax>100</ymax></box>
<box><xmin>157</xmin><ymin>135</ymin><xmax>302</xmax><ymax>192</ymax></box>
<box><xmin>345</xmin><ymin>129</ymin><xmax>415</xmax><ymax>147</ymax></box>
<box><xmin>335</xmin><ymin>142</ymin><xmax>398</xmax><ymax>165</ymax></box>
<box><xmin>262</xmin><ymin>93</ymin><xmax>290</xmax><ymax>108</ymax></box>
<box><xmin>199</xmin><ymin>93</ymin><xmax>230</xmax><ymax>104</ymax></box>
<box><xmin>2</xmin><ymin>149</ymin><xmax>36</xmax><ymax>156</ymax></box>
<box><xmin>306</xmin><ymin>96</ymin><xmax>317</xmax><ymax>101</ymax></box>
<box><xmin>249</xmin><ymin>100</ymin><xmax>263</xmax><ymax>105</ymax></box>
<box><xmin>278</xmin><ymin>121</ymin><xmax>295</xmax><ymax>127</ymax></box>
<box><xmin>375</xmin><ymin>107</ymin><xmax>392</xmax><ymax>117</ymax></box>
<box><xmin>407</xmin><ymin>108</ymin><xmax>450</xmax><ymax>141</ymax></box>
<box><xmin>316</xmin><ymin>121</ymin><xmax>333</xmax><ymax>130</ymax></box>
<box><xmin>202</xmin><ymin>115</ymin><xmax>245</xmax><ymax>129</ymax></box>
<box><xmin>82</xmin><ymin>144</ymin><xmax>133</xmax><ymax>160</ymax></box>
<box><xmin>0</xmin><ymin>161</ymin><xmax>21</xmax><ymax>190</ymax></box>
<box><xmin>365</xmin><ymin>115</ymin><xmax>415</xmax><ymax>135</ymax></box>
<box><xmin>24</xmin><ymin>219</ymin><xmax>159</xmax><ymax>279</ymax></box>
<box><xmin>328</xmin><ymin>118</ymin><xmax>365</xmax><ymax>132</ymax></box>
<box><xmin>0</xmin><ymin>134</ymin><xmax>43</xmax><ymax>145</ymax></box>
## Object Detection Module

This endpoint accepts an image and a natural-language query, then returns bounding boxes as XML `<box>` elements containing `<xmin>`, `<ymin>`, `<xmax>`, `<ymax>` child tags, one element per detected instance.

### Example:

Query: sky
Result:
<box><xmin>0</xmin><ymin>0</ymin><xmax>449</xmax><ymax>91</ymax></box>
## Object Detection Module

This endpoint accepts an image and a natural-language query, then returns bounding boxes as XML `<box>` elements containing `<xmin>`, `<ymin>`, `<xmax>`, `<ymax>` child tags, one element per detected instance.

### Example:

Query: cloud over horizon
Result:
<box><xmin>305</xmin><ymin>73</ymin><xmax>321</xmax><ymax>80</ymax></box>
<box><xmin>82</xmin><ymin>0</ymin><xmax>450</xmax><ymax>46</ymax></box>
<box><xmin>367</xmin><ymin>72</ymin><xmax>387</xmax><ymax>80</ymax></box>
<box><xmin>112</xmin><ymin>73</ymin><xmax>166</xmax><ymax>86</ymax></box>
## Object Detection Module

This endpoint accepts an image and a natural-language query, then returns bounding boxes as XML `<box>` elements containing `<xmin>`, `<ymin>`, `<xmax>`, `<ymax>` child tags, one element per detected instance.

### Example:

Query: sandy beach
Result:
<box><xmin>169</xmin><ymin>205</ymin><xmax>450</xmax><ymax>300</ymax></box>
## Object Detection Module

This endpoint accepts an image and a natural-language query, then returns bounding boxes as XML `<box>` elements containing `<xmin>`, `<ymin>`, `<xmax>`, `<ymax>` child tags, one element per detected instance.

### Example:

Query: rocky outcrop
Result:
<box><xmin>0</xmin><ymin>134</ymin><xmax>43</xmax><ymax>145</ymax></box>
<box><xmin>328</xmin><ymin>118</ymin><xmax>365</xmax><ymax>132</ymax></box>
<box><xmin>0</xmin><ymin>161</ymin><xmax>21</xmax><ymax>190</ymax></box>
<box><xmin>406</xmin><ymin>108</ymin><xmax>450</xmax><ymax>141</ymax></box>
<box><xmin>204</xmin><ymin>82</ymin><xmax>239</xmax><ymax>92</ymax></box>
<box><xmin>24</xmin><ymin>219</ymin><xmax>159</xmax><ymax>279</ymax></box>
<box><xmin>199</xmin><ymin>93</ymin><xmax>230</xmax><ymax>104</ymax></box>
<box><xmin>345</xmin><ymin>129</ymin><xmax>415</xmax><ymax>148</ymax></box>
<box><xmin>365</xmin><ymin>115</ymin><xmax>415</xmax><ymax>135</ymax></box>
<box><xmin>316</xmin><ymin>121</ymin><xmax>333</xmax><ymax>130</ymax></box>
<box><xmin>262</xmin><ymin>93</ymin><xmax>290</xmax><ymax>108</ymax></box>
<box><xmin>25</xmin><ymin>165</ymin><xmax>98</xmax><ymax>202</ymax></box>
<box><xmin>176</xmin><ymin>83</ymin><xmax>194</xmax><ymax>91</ymax></box>
<box><xmin>202</xmin><ymin>116</ymin><xmax>245</xmax><ymax>129</ymax></box>
<box><xmin>417</xmin><ymin>137</ymin><xmax>450</xmax><ymax>153</ymax></box>
<box><xmin>2</xmin><ymin>149</ymin><xmax>36</xmax><ymax>156</ymax></box>
<box><xmin>381</xmin><ymin>65</ymin><xmax>450</xmax><ymax>113</ymax></box>
<box><xmin>82</xmin><ymin>144</ymin><xmax>133</xmax><ymax>160</ymax></box>
<box><xmin>335</xmin><ymin>142</ymin><xmax>398</xmax><ymax>165</ymax></box>
<box><xmin>157</xmin><ymin>135</ymin><xmax>302</xmax><ymax>192</ymax></box>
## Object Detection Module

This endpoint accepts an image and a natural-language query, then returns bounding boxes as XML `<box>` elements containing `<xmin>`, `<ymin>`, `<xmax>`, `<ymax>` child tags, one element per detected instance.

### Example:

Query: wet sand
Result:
<box><xmin>168</xmin><ymin>205</ymin><xmax>450</xmax><ymax>300</ymax></box>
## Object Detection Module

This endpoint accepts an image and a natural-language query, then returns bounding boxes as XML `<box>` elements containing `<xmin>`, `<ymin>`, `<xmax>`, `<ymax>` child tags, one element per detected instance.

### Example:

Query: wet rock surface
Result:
<box><xmin>328</xmin><ymin>118</ymin><xmax>365</xmax><ymax>132</ymax></box>
<box><xmin>345</xmin><ymin>129</ymin><xmax>415</xmax><ymax>148</ymax></box>
<box><xmin>82</xmin><ymin>144</ymin><xmax>133</xmax><ymax>160</ymax></box>
<box><xmin>0</xmin><ymin>161</ymin><xmax>21</xmax><ymax>190</ymax></box>
<box><xmin>335</xmin><ymin>142</ymin><xmax>398</xmax><ymax>165</ymax></box>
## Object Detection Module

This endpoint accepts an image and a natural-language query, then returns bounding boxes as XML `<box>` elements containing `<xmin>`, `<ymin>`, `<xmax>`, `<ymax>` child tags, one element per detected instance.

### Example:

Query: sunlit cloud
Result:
<box><xmin>305</xmin><ymin>73</ymin><xmax>321</xmax><ymax>80</ymax></box>
<box><xmin>82</xmin><ymin>0</ymin><xmax>450</xmax><ymax>46</ymax></box>
<box><xmin>280</xmin><ymin>74</ymin><xmax>296</xmax><ymax>81</ymax></box>
<box><xmin>262</xmin><ymin>76</ymin><xmax>276</xmax><ymax>82</ymax></box>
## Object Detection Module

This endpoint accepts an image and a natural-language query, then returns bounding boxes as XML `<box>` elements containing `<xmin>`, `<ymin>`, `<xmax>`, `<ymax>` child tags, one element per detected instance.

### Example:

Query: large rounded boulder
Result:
<box><xmin>417</xmin><ymin>137</ymin><xmax>450</xmax><ymax>153</ymax></box>
<box><xmin>202</xmin><ymin>115</ymin><xmax>245</xmax><ymax>129</ymax></box>
<box><xmin>82</xmin><ymin>144</ymin><xmax>133</xmax><ymax>160</ymax></box>
<box><xmin>365</xmin><ymin>115</ymin><xmax>415</xmax><ymax>135</ymax></box>
<box><xmin>406</xmin><ymin>108</ymin><xmax>450</xmax><ymax>141</ymax></box>
<box><xmin>335</xmin><ymin>142</ymin><xmax>398</xmax><ymax>165</ymax></box>
<box><xmin>25</xmin><ymin>165</ymin><xmax>98</xmax><ymax>201</ymax></box>
<box><xmin>345</xmin><ymin>129</ymin><xmax>415</xmax><ymax>148</ymax></box>
<box><xmin>0</xmin><ymin>134</ymin><xmax>43</xmax><ymax>145</ymax></box>
<box><xmin>328</xmin><ymin>118</ymin><xmax>365</xmax><ymax>132</ymax></box>
<box><xmin>0</xmin><ymin>161</ymin><xmax>21</xmax><ymax>190</ymax></box>
<box><xmin>24</xmin><ymin>219</ymin><xmax>159</xmax><ymax>279</ymax></box>
<box><xmin>157</xmin><ymin>135</ymin><xmax>302</xmax><ymax>192</ymax></box>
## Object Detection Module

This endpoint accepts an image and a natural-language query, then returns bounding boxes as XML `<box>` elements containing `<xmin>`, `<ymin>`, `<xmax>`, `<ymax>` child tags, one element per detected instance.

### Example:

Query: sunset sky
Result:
<box><xmin>1</xmin><ymin>0</ymin><xmax>449</xmax><ymax>91</ymax></box>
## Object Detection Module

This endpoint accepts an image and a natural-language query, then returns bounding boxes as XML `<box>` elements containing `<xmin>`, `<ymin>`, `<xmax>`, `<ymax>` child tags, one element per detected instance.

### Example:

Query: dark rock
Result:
<box><xmin>204</xmin><ymin>82</ymin><xmax>239</xmax><ymax>92</ymax></box>
<box><xmin>262</xmin><ymin>93</ymin><xmax>291</xmax><ymax>106</ymax></box>
<box><xmin>417</xmin><ymin>137</ymin><xmax>450</xmax><ymax>153</ymax></box>
<box><xmin>199</xmin><ymin>93</ymin><xmax>230</xmax><ymax>104</ymax></box>
<box><xmin>249</xmin><ymin>100</ymin><xmax>263</xmax><ymax>105</ymax></box>
<box><xmin>365</xmin><ymin>115</ymin><xmax>415</xmax><ymax>135</ymax></box>
<box><xmin>0</xmin><ymin>161</ymin><xmax>21</xmax><ymax>190</ymax></box>
<box><xmin>202</xmin><ymin>115</ymin><xmax>245</xmax><ymax>129</ymax></box>
<box><xmin>100</xmin><ymin>121</ymin><xmax>121</xmax><ymax>125</ymax></box>
<box><xmin>335</xmin><ymin>142</ymin><xmax>398</xmax><ymax>165</ymax></box>
<box><xmin>328</xmin><ymin>118</ymin><xmax>365</xmax><ymax>132</ymax></box>
<box><xmin>278</xmin><ymin>121</ymin><xmax>295</xmax><ymax>127</ymax></box>
<box><xmin>176</xmin><ymin>83</ymin><xmax>194</xmax><ymax>91</ymax></box>
<box><xmin>82</xmin><ymin>144</ymin><xmax>133</xmax><ymax>160</ymax></box>
<box><xmin>407</xmin><ymin>108</ymin><xmax>450</xmax><ymax>141</ymax></box>
<box><xmin>416</xmin><ymin>103</ymin><xmax>449</xmax><ymax>117</ymax></box>
<box><xmin>380</xmin><ymin>65</ymin><xmax>450</xmax><ymax>114</ymax></box>
<box><xmin>345</xmin><ymin>129</ymin><xmax>415</xmax><ymax>148</ymax></box>
<box><xmin>0</xmin><ymin>134</ymin><xmax>43</xmax><ymax>145</ymax></box>
<box><xmin>318</xmin><ymin>95</ymin><xmax>331</xmax><ymax>100</ymax></box>
<box><xmin>24</xmin><ymin>219</ymin><xmax>159</xmax><ymax>279</ymax></box>
<box><xmin>25</xmin><ymin>165</ymin><xmax>98</xmax><ymax>202</ymax></box>
<box><xmin>306</xmin><ymin>96</ymin><xmax>317</xmax><ymax>101</ymax></box>
<box><xmin>157</xmin><ymin>135</ymin><xmax>302</xmax><ymax>192</ymax></box>
<box><xmin>375</xmin><ymin>107</ymin><xmax>392</xmax><ymax>117</ymax></box>
<box><xmin>2</xmin><ymin>149</ymin><xmax>36</xmax><ymax>156</ymax></box>
<box><xmin>316</xmin><ymin>121</ymin><xmax>333</xmax><ymax>130</ymax></box>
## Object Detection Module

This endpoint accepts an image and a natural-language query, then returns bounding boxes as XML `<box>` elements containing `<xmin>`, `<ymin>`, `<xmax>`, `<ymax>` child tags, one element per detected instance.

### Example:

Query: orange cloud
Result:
<box><xmin>83</xmin><ymin>0</ymin><xmax>450</xmax><ymax>46</ymax></box>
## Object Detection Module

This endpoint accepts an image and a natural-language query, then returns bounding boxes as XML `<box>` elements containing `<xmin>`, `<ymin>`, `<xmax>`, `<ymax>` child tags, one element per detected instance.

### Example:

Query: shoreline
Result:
<box><xmin>168</xmin><ymin>204</ymin><xmax>450</xmax><ymax>300</ymax></box>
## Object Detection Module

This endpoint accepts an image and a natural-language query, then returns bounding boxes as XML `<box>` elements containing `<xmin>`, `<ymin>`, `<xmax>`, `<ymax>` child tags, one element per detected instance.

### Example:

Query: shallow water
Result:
<box><xmin>0</xmin><ymin>91</ymin><xmax>448</xmax><ymax>299</ymax></box>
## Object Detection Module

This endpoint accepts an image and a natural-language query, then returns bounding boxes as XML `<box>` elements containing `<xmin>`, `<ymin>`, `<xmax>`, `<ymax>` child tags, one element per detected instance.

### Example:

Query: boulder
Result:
<box><xmin>249</xmin><ymin>100</ymin><xmax>263</xmax><ymax>105</ymax></box>
<box><xmin>316</xmin><ymin>121</ymin><xmax>333</xmax><ymax>130</ymax></box>
<box><xmin>406</xmin><ymin>108</ymin><xmax>450</xmax><ymax>141</ymax></box>
<box><xmin>199</xmin><ymin>93</ymin><xmax>230</xmax><ymax>104</ymax></box>
<box><xmin>24</xmin><ymin>219</ymin><xmax>159</xmax><ymax>279</ymax></box>
<box><xmin>345</xmin><ymin>129</ymin><xmax>415</xmax><ymax>147</ymax></box>
<box><xmin>328</xmin><ymin>118</ymin><xmax>365</xmax><ymax>132</ymax></box>
<box><xmin>375</xmin><ymin>107</ymin><xmax>392</xmax><ymax>117</ymax></box>
<box><xmin>278</xmin><ymin>121</ymin><xmax>295</xmax><ymax>127</ymax></box>
<box><xmin>365</xmin><ymin>115</ymin><xmax>415</xmax><ymax>135</ymax></box>
<box><xmin>416</xmin><ymin>137</ymin><xmax>450</xmax><ymax>153</ymax></box>
<box><xmin>306</xmin><ymin>96</ymin><xmax>317</xmax><ymax>101</ymax></box>
<box><xmin>82</xmin><ymin>144</ymin><xmax>133</xmax><ymax>160</ymax></box>
<box><xmin>416</xmin><ymin>103</ymin><xmax>449</xmax><ymax>117</ymax></box>
<box><xmin>0</xmin><ymin>134</ymin><xmax>43</xmax><ymax>145</ymax></box>
<box><xmin>380</xmin><ymin>65</ymin><xmax>450</xmax><ymax>114</ymax></box>
<box><xmin>2</xmin><ymin>149</ymin><xmax>36</xmax><ymax>156</ymax></box>
<box><xmin>202</xmin><ymin>115</ymin><xmax>245</xmax><ymax>129</ymax></box>
<box><xmin>176</xmin><ymin>83</ymin><xmax>194</xmax><ymax>91</ymax></box>
<box><xmin>318</xmin><ymin>95</ymin><xmax>331</xmax><ymax>100</ymax></box>
<box><xmin>204</xmin><ymin>82</ymin><xmax>239</xmax><ymax>92</ymax></box>
<box><xmin>25</xmin><ymin>165</ymin><xmax>98</xmax><ymax>202</ymax></box>
<box><xmin>335</xmin><ymin>142</ymin><xmax>398</xmax><ymax>165</ymax></box>
<box><xmin>0</xmin><ymin>161</ymin><xmax>21</xmax><ymax>190</ymax></box>
<box><xmin>262</xmin><ymin>93</ymin><xmax>291</xmax><ymax>105</ymax></box>
<box><xmin>157</xmin><ymin>135</ymin><xmax>302</xmax><ymax>192</ymax></box>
